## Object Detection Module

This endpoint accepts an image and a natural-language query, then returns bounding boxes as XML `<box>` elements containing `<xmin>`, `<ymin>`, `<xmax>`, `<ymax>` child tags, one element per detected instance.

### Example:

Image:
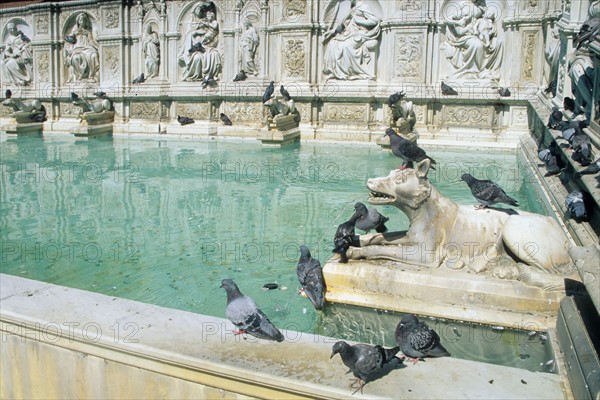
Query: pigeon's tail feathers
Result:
<box><xmin>378</xmin><ymin>345</ymin><xmax>401</xmax><ymax>364</ymax></box>
<box><xmin>504</xmin><ymin>195</ymin><xmax>519</xmax><ymax>207</ymax></box>
<box><xmin>248</xmin><ymin>311</ymin><xmax>285</xmax><ymax>342</ymax></box>
<box><xmin>375</xmin><ymin>220</ymin><xmax>388</xmax><ymax>233</ymax></box>
<box><xmin>426</xmin><ymin>343</ymin><xmax>451</xmax><ymax>358</ymax></box>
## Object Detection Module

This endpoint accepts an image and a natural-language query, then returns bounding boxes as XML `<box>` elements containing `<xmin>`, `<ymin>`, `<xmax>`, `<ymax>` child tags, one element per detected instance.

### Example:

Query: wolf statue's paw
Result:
<box><xmin>516</xmin><ymin>263</ymin><xmax>566</xmax><ymax>291</ymax></box>
<box><xmin>489</xmin><ymin>257</ymin><xmax>519</xmax><ymax>280</ymax></box>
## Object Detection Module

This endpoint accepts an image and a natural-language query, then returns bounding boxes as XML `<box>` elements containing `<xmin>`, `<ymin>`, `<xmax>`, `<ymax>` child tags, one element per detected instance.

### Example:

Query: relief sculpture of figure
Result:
<box><xmin>143</xmin><ymin>24</ymin><xmax>160</xmax><ymax>78</ymax></box>
<box><xmin>178</xmin><ymin>4</ymin><xmax>222</xmax><ymax>82</ymax></box>
<box><xmin>64</xmin><ymin>13</ymin><xmax>100</xmax><ymax>83</ymax></box>
<box><xmin>240</xmin><ymin>20</ymin><xmax>259</xmax><ymax>76</ymax></box>
<box><xmin>322</xmin><ymin>0</ymin><xmax>382</xmax><ymax>80</ymax></box>
<box><xmin>544</xmin><ymin>26</ymin><xmax>560</xmax><ymax>94</ymax></box>
<box><xmin>0</xmin><ymin>22</ymin><xmax>32</xmax><ymax>86</ymax></box>
<box><xmin>443</xmin><ymin>0</ymin><xmax>503</xmax><ymax>80</ymax></box>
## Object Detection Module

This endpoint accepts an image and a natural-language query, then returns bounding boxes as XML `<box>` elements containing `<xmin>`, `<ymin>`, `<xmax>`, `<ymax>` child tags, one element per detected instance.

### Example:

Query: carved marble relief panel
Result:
<box><xmin>60</xmin><ymin>102</ymin><xmax>81</xmax><ymax>117</ymax></box>
<box><xmin>511</xmin><ymin>106</ymin><xmax>528</xmax><ymax>126</ymax></box>
<box><xmin>323</xmin><ymin>104</ymin><xmax>366</xmax><ymax>123</ymax></box>
<box><xmin>283</xmin><ymin>38</ymin><xmax>306</xmax><ymax>78</ymax></box>
<box><xmin>131</xmin><ymin>102</ymin><xmax>160</xmax><ymax>119</ymax></box>
<box><xmin>224</xmin><ymin>102</ymin><xmax>263</xmax><ymax>123</ymax></box>
<box><xmin>395</xmin><ymin>33</ymin><xmax>422</xmax><ymax>79</ymax></box>
<box><xmin>35</xmin><ymin>14</ymin><xmax>49</xmax><ymax>35</ymax></box>
<box><xmin>175</xmin><ymin>102</ymin><xmax>210</xmax><ymax>119</ymax></box>
<box><xmin>521</xmin><ymin>31</ymin><xmax>538</xmax><ymax>80</ymax></box>
<box><xmin>442</xmin><ymin>105</ymin><xmax>493</xmax><ymax>127</ymax></box>
<box><xmin>102</xmin><ymin>46</ymin><xmax>120</xmax><ymax>81</ymax></box>
<box><xmin>283</xmin><ymin>0</ymin><xmax>306</xmax><ymax>22</ymax></box>
<box><xmin>104</xmin><ymin>8</ymin><xmax>120</xmax><ymax>29</ymax></box>
<box><xmin>36</xmin><ymin>50</ymin><xmax>50</xmax><ymax>82</ymax></box>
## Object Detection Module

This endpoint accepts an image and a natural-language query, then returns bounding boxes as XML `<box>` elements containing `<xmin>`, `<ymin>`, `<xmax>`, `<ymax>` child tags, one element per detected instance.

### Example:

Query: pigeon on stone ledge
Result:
<box><xmin>387</xmin><ymin>91</ymin><xmax>405</xmax><ymax>107</ymax></box>
<box><xmin>177</xmin><ymin>115</ymin><xmax>195</xmax><ymax>125</ymax></box>
<box><xmin>220</xmin><ymin>278</ymin><xmax>284</xmax><ymax>342</ymax></box>
<box><xmin>132</xmin><ymin>73</ymin><xmax>145</xmax><ymax>84</ymax></box>
<box><xmin>297</xmin><ymin>245</ymin><xmax>326</xmax><ymax>310</ymax></box>
<box><xmin>384</xmin><ymin>127</ymin><xmax>437</xmax><ymax>170</ymax></box>
<box><xmin>498</xmin><ymin>87</ymin><xmax>511</xmax><ymax>97</ymax></box>
<box><xmin>5</xmin><ymin>89</ymin><xmax>12</xmax><ymax>99</ymax></box>
<box><xmin>565</xmin><ymin>191</ymin><xmax>588</xmax><ymax>222</ymax></box>
<box><xmin>280</xmin><ymin>85</ymin><xmax>292</xmax><ymax>101</ymax></box>
<box><xmin>575</xmin><ymin>158</ymin><xmax>600</xmax><ymax>177</ymax></box>
<box><xmin>330</xmin><ymin>341</ymin><xmax>401</xmax><ymax>395</ymax></box>
<box><xmin>233</xmin><ymin>70</ymin><xmax>247</xmax><ymax>82</ymax></box>
<box><xmin>395</xmin><ymin>314</ymin><xmax>450</xmax><ymax>364</ymax></box>
<box><xmin>333</xmin><ymin>214</ymin><xmax>359</xmax><ymax>263</ymax></box>
<box><xmin>262</xmin><ymin>81</ymin><xmax>275</xmax><ymax>103</ymax></box>
<box><xmin>461</xmin><ymin>173</ymin><xmax>519</xmax><ymax>209</ymax></box>
<box><xmin>220</xmin><ymin>112</ymin><xmax>233</xmax><ymax>126</ymax></box>
<box><xmin>352</xmin><ymin>202</ymin><xmax>389</xmax><ymax>233</ymax></box>
<box><xmin>441</xmin><ymin>81</ymin><xmax>458</xmax><ymax>95</ymax></box>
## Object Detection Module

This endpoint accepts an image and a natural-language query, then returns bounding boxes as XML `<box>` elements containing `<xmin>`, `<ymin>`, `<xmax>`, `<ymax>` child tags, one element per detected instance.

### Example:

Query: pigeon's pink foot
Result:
<box><xmin>474</xmin><ymin>205</ymin><xmax>486</xmax><ymax>210</ymax></box>
<box><xmin>232</xmin><ymin>329</ymin><xmax>245</xmax><ymax>335</ymax></box>
<box><xmin>406</xmin><ymin>356</ymin><xmax>422</xmax><ymax>364</ymax></box>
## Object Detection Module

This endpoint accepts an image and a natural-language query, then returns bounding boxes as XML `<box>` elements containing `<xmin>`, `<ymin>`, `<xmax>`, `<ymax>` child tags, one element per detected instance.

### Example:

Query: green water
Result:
<box><xmin>0</xmin><ymin>134</ymin><xmax>552</xmax><ymax>372</ymax></box>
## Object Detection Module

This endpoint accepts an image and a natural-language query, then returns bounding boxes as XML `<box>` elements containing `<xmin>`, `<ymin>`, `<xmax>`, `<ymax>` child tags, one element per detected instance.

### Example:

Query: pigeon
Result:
<box><xmin>93</xmin><ymin>90</ymin><xmax>106</xmax><ymax>98</ymax></box>
<box><xmin>330</xmin><ymin>341</ymin><xmax>401</xmax><ymax>395</ymax></box>
<box><xmin>70</xmin><ymin>92</ymin><xmax>79</xmax><ymax>101</ymax></box>
<box><xmin>177</xmin><ymin>115</ymin><xmax>195</xmax><ymax>125</ymax></box>
<box><xmin>233</xmin><ymin>70</ymin><xmax>247</xmax><ymax>82</ymax></box>
<box><xmin>353</xmin><ymin>202</ymin><xmax>388</xmax><ymax>233</ymax></box>
<box><xmin>441</xmin><ymin>81</ymin><xmax>458</xmax><ymax>95</ymax></box>
<box><xmin>333</xmin><ymin>213</ymin><xmax>359</xmax><ymax>263</ymax></box>
<box><xmin>565</xmin><ymin>191</ymin><xmax>587</xmax><ymax>222</ymax></box>
<box><xmin>132</xmin><ymin>73</ymin><xmax>145</xmax><ymax>84</ymax></box>
<box><xmin>220</xmin><ymin>278</ymin><xmax>284</xmax><ymax>342</ymax></box>
<box><xmin>280</xmin><ymin>85</ymin><xmax>292</xmax><ymax>101</ymax></box>
<box><xmin>196</xmin><ymin>0</ymin><xmax>217</xmax><ymax>18</ymax></box>
<box><xmin>387</xmin><ymin>91</ymin><xmax>405</xmax><ymax>107</ymax></box>
<box><xmin>574</xmin><ymin>17</ymin><xmax>600</xmax><ymax>49</ymax></box>
<box><xmin>5</xmin><ymin>89</ymin><xmax>12</xmax><ymax>99</ymax></box>
<box><xmin>563</xmin><ymin>97</ymin><xmax>575</xmax><ymax>113</ymax></box>
<box><xmin>201</xmin><ymin>75</ymin><xmax>215</xmax><ymax>89</ymax></box>
<box><xmin>262</xmin><ymin>81</ymin><xmax>275</xmax><ymax>103</ymax></box>
<box><xmin>538</xmin><ymin>141</ymin><xmax>562</xmax><ymax>177</ymax></box>
<box><xmin>297</xmin><ymin>245</ymin><xmax>326</xmax><ymax>310</ymax></box>
<box><xmin>220</xmin><ymin>112</ymin><xmax>233</xmax><ymax>126</ymax></box>
<box><xmin>547</xmin><ymin>109</ymin><xmax>563</xmax><ymax>129</ymax></box>
<box><xmin>20</xmin><ymin>32</ymin><xmax>30</xmax><ymax>43</ymax></box>
<box><xmin>64</xmin><ymin>34</ymin><xmax>77</xmax><ymax>44</ymax></box>
<box><xmin>461</xmin><ymin>173</ymin><xmax>519</xmax><ymax>209</ymax></box>
<box><xmin>498</xmin><ymin>87</ymin><xmax>511</xmax><ymax>97</ymax></box>
<box><xmin>395</xmin><ymin>314</ymin><xmax>450</xmax><ymax>364</ymax></box>
<box><xmin>188</xmin><ymin>41</ymin><xmax>206</xmax><ymax>54</ymax></box>
<box><xmin>571</xmin><ymin>136</ymin><xmax>593</xmax><ymax>166</ymax></box>
<box><xmin>29</xmin><ymin>112</ymin><xmax>47</xmax><ymax>123</ymax></box>
<box><xmin>575</xmin><ymin>158</ymin><xmax>600</xmax><ymax>177</ymax></box>
<box><xmin>544</xmin><ymin>80</ymin><xmax>557</xmax><ymax>97</ymax></box>
<box><xmin>384</xmin><ymin>127</ymin><xmax>437</xmax><ymax>170</ymax></box>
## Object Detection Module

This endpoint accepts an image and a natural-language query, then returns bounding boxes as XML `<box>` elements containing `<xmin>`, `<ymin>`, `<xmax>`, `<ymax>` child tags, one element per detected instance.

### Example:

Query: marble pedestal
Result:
<box><xmin>1</xmin><ymin>120</ymin><xmax>43</xmax><ymax>136</ymax></box>
<box><xmin>257</xmin><ymin>115</ymin><xmax>300</xmax><ymax>145</ymax></box>
<box><xmin>72</xmin><ymin>111</ymin><xmax>115</xmax><ymax>138</ymax></box>
<box><xmin>323</xmin><ymin>259</ymin><xmax>567</xmax><ymax>330</ymax></box>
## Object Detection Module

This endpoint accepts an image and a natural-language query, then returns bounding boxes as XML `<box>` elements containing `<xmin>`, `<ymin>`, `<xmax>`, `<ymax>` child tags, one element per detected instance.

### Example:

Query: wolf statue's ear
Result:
<box><xmin>415</xmin><ymin>159</ymin><xmax>430</xmax><ymax>178</ymax></box>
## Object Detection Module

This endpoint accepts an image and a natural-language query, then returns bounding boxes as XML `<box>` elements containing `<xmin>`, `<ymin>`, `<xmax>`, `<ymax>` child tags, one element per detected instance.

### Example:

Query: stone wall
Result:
<box><xmin>0</xmin><ymin>0</ymin><xmax>588</xmax><ymax>140</ymax></box>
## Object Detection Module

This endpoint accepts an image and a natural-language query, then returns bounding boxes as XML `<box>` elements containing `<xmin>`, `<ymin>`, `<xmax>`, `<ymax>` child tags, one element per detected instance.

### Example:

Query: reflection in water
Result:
<box><xmin>0</xmin><ymin>135</ymin><xmax>551</xmax><ymax>372</ymax></box>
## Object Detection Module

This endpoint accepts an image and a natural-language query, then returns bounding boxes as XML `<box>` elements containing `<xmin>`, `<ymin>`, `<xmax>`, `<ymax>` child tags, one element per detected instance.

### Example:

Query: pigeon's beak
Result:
<box><xmin>330</xmin><ymin>352</ymin><xmax>335</xmax><ymax>359</ymax></box>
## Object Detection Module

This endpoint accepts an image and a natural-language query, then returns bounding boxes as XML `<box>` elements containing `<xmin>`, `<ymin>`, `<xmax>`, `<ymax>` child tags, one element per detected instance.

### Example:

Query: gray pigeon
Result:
<box><xmin>353</xmin><ymin>202</ymin><xmax>388</xmax><ymax>233</ymax></box>
<box><xmin>220</xmin><ymin>113</ymin><xmax>233</xmax><ymax>126</ymax></box>
<box><xmin>395</xmin><ymin>314</ymin><xmax>450</xmax><ymax>364</ymax></box>
<box><xmin>461</xmin><ymin>173</ymin><xmax>519</xmax><ymax>209</ymax></box>
<box><xmin>498</xmin><ymin>87</ymin><xmax>511</xmax><ymax>97</ymax></box>
<box><xmin>233</xmin><ymin>70</ymin><xmax>247</xmax><ymax>82</ymax></box>
<box><xmin>387</xmin><ymin>90</ymin><xmax>405</xmax><ymax>107</ymax></box>
<box><xmin>441</xmin><ymin>81</ymin><xmax>458</xmax><ymax>95</ymax></box>
<box><xmin>575</xmin><ymin>17</ymin><xmax>600</xmax><ymax>49</ymax></box>
<box><xmin>177</xmin><ymin>115</ymin><xmax>195</xmax><ymax>125</ymax></box>
<box><xmin>575</xmin><ymin>158</ymin><xmax>600</xmax><ymax>177</ymax></box>
<box><xmin>5</xmin><ymin>89</ymin><xmax>12</xmax><ymax>99</ymax></box>
<box><xmin>333</xmin><ymin>213</ymin><xmax>360</xmax><ymax>263</ymax></box>
<box><xmin>132</xmin><ymin>73</ymin><xmax>145</xmax><ymax>84</ymax></box>
<box><xmin>262</xmin><ymin>81</ymin><xmax>275</xmax><ymax>103</ymax></box>
<box><xmin>565</xmin><ymin>191</ymin><xmax>587</xmax><ymax>222</ymax></box>
<box><xmin>330</xmin><ymin>341</ymin><xmax>401</xmax><ymax>395</ymax></box>
<box><xmin>280</xmin><ymin>85</ymin><xmax>292</xmax><ymax>101</ymax></box>
<box><xmin>220</xmin><ymin>279</ymin><xmax>284</xmax><ymax>342</ymax></box>
<box><xmin>538</xmin><ymin>141</ymin><xmax>562</xmax><ymax>177</ymax></box>
<box><xmin>201</xmin><ymin>75</ymin><xmax>215</xmax><ymax>88</ymax></box>
<box><xmin>384</xmin><ymin>127</ymin><xmax>436</xmax><ymax>170</ymax></box>
<box><xmin>297</xmin><ymin>245</ymin><xmax>326</xmax><ymax>310</ymax></box>
<box><xmin>70</xmin><ymin>92</ymin><xmax>80</xmax><ymax>101</ymax></box>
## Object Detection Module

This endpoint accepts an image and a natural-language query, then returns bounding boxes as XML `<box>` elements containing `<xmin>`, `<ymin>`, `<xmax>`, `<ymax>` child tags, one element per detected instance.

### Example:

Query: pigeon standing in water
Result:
<box><xmin>461</xmin><ymin>173</ymin><xmax>519</xmax><ymax>209</ymax></box>
<box><xmin>330</xmin><ymin>341</ymin><xmax>401</xmax><ymax>395</ymax></box>
<box><xmin>280</xmin><ymin>85</ymin><xmax>292</xmax><ymax>101</ymax></box>
<box><xmin>565</xmin><ymin>191</ymin><xmax>588</xmax><ymax>222</ymax></box>
<box><xmin>262</xmin><ymin>81</ymin><xmax>275</xmax><ymax>103</ymax></box>
<box><xmin>352</xmin><ymin>202</ymin><xmax>389</xmax><ymax>233</ymax></box>
<box><xmin>220</xmin><ymin>279</ymin><xmax>284</xmax><ymax>342</ymax></box>
<box><xmin>441</xmin><ymin>81</ymin><xmax>458</xmax><ymax>95</ymax></box>
<box><xmin>333</xmin><ymin>213</ymin><xmax>359</xmax><ymax>263</ymax></box>
<box><xmin>297</xmin><ymin>245</ymin><xmax>326</xmax><ymax>310</ymax></box>
<box><xmin>233</xmin><ymin>70</ymin><xmax>247</xmax><ymax>82</ymax></box>
<box><xmin>395</xmin><ymin>314</ymin><xmax>450</xmax><ymax>364</ymax></box>
<box><xmin>220</xmin><ymin>113</ymin><xmax>233</xmax><ymax>126</ymax></box>
<box><xmin>177</xmin><ymin>115</ymin><xmax>195</xmax><ymax>125</ymax></box>
<box><xmin>575</xmin><ymin>158</ymin><xmax>600</xmax><ymax>177</ymax></box>
<box><xmin>384</xmin><ymin>127</ymin><xmax>437</xmax><ymax>170</ymax></box>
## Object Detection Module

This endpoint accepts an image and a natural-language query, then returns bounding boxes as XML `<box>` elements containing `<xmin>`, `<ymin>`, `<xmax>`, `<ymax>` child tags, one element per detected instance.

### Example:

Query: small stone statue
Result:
<box><xmin>240</xmin><ymin>20</ymin><xmax>259</xmax><ymax>76</ymax></box>
<box><xmin>142</xmin><ymin>24</ymin><xmax>160</xmax><ymax>78</ymax></box>
<box><xmin>64</xmin><ymin>13</ymin><xmax>100</xmax><ymax>83</ymax></box>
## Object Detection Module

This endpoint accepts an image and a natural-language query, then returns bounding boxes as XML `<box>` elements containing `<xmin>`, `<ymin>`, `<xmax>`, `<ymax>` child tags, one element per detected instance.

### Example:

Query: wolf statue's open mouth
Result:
<box><xmin>368</xmin><ymin>190</ymin><xmax>395</xmax><ymax>204</ymax></box>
